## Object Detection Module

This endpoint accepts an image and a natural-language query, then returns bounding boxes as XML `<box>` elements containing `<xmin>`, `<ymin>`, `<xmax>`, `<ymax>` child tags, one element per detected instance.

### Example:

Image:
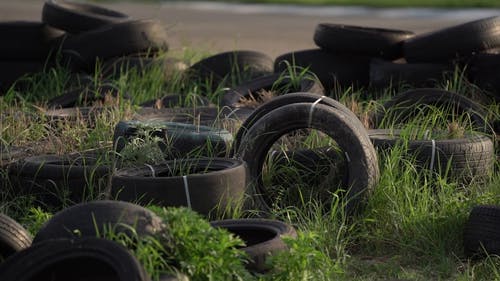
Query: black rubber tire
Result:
<box><xmin>274</xmin><ymin>49</ymin><xmax>371</xmax><ymax>91</ymax></box>
<box><xmin>113</xmin><ymin>120</ymin><xmax>233</xmax><ymax>158</ymax></box>
<box><xmin>370</xmin><ymin>88</ymin><xmax>491</xmax><ymax>133</ymax></box>
<box><xmin>0</xmin><ymin>21</ymin><xmax>64</xmax><ymax>60</ymax></box>
<box><xmin>368</xmin><ymin>129</ymin><xmax>494</xmax><ymax>181</ymax></box>
<box><xmin>467</xmin><ymin>52</ymin><xmax>500</xmax><ymax>100</ymax></box>
<box><xmin>42</xmin><ymin>0</ymin><xmax>130</xmax><ymax>34</ymax></box>
<box><xmin>139</xmin><ymin>94</ymin><xmax>212</xmax><ymax>108</ymax></box>
<box><xmin>134</xmin><ymin>106</ymin><xmax>253</xmax><ymax>131</ymax></box>
<box><xmin>463</xmin><ymin>205</ymin><xmax>500</xmax><ymax>258</ymax></box>
<box><xmin>111</xmin><ymin>158</ymin><xmax>248</xmax><ymax>216</ymax></box>
<box><xmin>369</xmin><ymin>58</ymin><xmax>452</xmax><ymax>88</ymax></box>
<box><xmin>61</xmin><ymin>19</ymin><xmax>169</xmax><ymax>70</ymax></box>
<box><xmin>0</xmin><ymin>214</ymin><xmax>32</xmax><ymax>262</ymax></box>
<box><xmin>235</xmin><ymin>102</ymin><xmax>379</xmax><ymax>214</ymax></box>
<box><xmin>210</xmin><ymin>218</ymin><xmax>297</xmax><ymax>273</ymax></box>
<box><xmin>403</xmin><ymin>16</ymin><xmax>500</xmax><ymax>63</ymax></box>
<box><xmin>314</xmin><ymin>23</ymin><xmax>414</xmax><ymax>60</ymax></box>
<box><xmin>221</xmin><ymin>73</ymin><xmax>324</xmax><ymax>107</ymax></box>
<box><xmin>8</xmin><ymin>154</ymin><xmax>110</xmax><ymax>209</ymax></box>
<box><xmin>187</xmin><ymin>50</ymin><xmax>274</xmax><ymax>92</ymax></box>
<box><xmin>231</xmin><ymin>92</ymin><xmax>359</xmax><ymax>157</ymax></box>
<box><xmin>32</xmin><ymin>200</ymin><xmax>166</xmax><ymax>243</ymax></box>
<box><xmin>0</xmin><ymin>237</ymin><xmax>150</xmax><ymax>281</ymax></box>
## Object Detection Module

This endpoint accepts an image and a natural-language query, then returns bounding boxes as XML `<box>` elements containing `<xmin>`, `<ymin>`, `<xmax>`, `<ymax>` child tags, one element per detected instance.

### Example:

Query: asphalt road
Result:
<box><xmin>1</xmin><ymin>1</ymin><xmax>499</xmax><ymax>57</ymax></box>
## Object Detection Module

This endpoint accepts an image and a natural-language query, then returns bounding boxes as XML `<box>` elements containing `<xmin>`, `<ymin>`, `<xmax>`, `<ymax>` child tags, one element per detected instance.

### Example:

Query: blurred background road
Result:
<box><xmin>1</xmin><ymin>1</ymin><xmax>499</xmax><ymax>57</ymax></box>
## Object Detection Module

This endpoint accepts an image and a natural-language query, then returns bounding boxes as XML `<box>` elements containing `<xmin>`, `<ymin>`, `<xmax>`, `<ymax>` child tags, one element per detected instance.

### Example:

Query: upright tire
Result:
<box><xmin>464</xmin><ymin>205</ymin><xmax>500</xmax><ymax>258</ymax></box>
<box><xmin>0</xmin><ymin>214</ymin><xmax>32</xmax><ymax>262</ymax></box>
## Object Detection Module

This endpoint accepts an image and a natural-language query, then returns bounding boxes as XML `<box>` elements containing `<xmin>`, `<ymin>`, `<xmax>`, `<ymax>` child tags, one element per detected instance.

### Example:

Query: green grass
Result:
<box><xmin>2</xmin><ymin>47</ymin><xmax>500</xmax><ymax>280</ymax></box>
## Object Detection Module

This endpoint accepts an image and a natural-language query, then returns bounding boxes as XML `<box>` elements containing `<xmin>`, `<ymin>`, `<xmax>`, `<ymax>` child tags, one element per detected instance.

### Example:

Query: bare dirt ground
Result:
<box><xmin>1</xmin><ymin>0</ymin><xmax>499</xmax><ymax>57</ymax></box>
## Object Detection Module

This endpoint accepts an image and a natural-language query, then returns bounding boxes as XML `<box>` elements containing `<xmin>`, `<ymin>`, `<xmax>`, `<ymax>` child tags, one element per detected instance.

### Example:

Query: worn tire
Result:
<box><xmin>33</xmin><ymin>200</ymin><xmax>166</xmax><ymax>243</ymax></box>
<box><xmin>221</xmin><ymin>73</ymin><xmax>324</xmax><ymax>107</ymax></box>
<box><xmin>369</xmin><ymin>129</ymin><xmax>494</xmax><ymax>181</ymax></box>
<box><xmin>371</xmin><ymin>88</ymin><xmax>491</xmax><ymax>133</ymax></box>
<box><xmin>464</xmin><ymin>205</ymin><xmax>500</xmax><ymax>258</ymax></box>
<box><xmin>314</xmin><ymin>23</ymin><xmax>414</xmax><ymax>59</ymax></box>
<box><xmin>0</xmin><ymin>61</ymin><xmax>45</xmax><ymax>94</ymax></box>
<box><xmin>8</xmin><ymin>154</ymin><xmax>110</xmax><ymax>209</ymax></box>
<box><xmin>369</xmin><ymin>58</ymin><xmax>452</xmax><ymax>88</ymax></box>
<box><xmin>403</xmin><ymin>16</ymin><xmax>500</xmax><ymax>63</ymax></box>
<box><xmin>188</xmin><ymin>50</ymin><xmax>273</xmax><ymax>92</ymax></box>
<box><xmin>111</xmin><ymin>158</ymin><xmax>248</xmax><ymax>216</ymax></box>
<box><xmin>113</xmin><ymin>120</ymin><xmax>233</xmax><ymax>158</ymax></box>
<box><xmin>210</xmin><ymin>218</ymin><xmax>296</xmax><ymax>273</ymax></box>
<box><xmin>61</xmin><ymin>19</ymin><xmax>168</xmax><ymax>70</ymax></box>
<box><xmin>0</xmin><ymin>237</ymin><xmax>150</xmax><ymax>281</ymax></box>
<box><xmin>274</xmin><ymin>49</ymin><xmax>371</xmax><ymax>91</ymax></box>
<box><xmin>0</xmin><ymin>214</ymin><xmax>32</xmax><ymax>262</ymax></box>
<box><xmin>235</xmin><ymin>102</ymin><xmax>379</xmax><ymax>214</ymax></box>
<box><xmin>42</xmin><ymin>0</ymin><xmax>130</xmax><ymax>34</ymax></box>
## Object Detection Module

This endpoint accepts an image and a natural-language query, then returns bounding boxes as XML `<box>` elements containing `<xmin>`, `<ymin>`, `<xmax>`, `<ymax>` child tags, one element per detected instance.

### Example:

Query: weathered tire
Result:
<box><xmin>0</xmin><ymin>61</ymin><xmax>45</xmax><ymax>94</ymax></box>
<box><xmin>8</xmin><ymin>153</ymin><xmax>110</xmax><ymax>209</ymax></box>
<box><xmin>235</xmin><ymin>102</ymin><xmax>379</xmax><ymax>214</ymax></box>
<box><xmin>111</xmin><ymin>158</ymin><xmax>248</xmax><ymax>216</ymax></box>
<box><xmin>371</xmin><ymin>88</ymin><xmax>491</xmax><ymax>133</ymax></box>
<box><xmin>231</xmin><ymin>92</ymin><xmax>359</xmax><ymax>157</ymax></box>
<box><xmin>314</xmin><ymin>23</ymin><xmax>414</xmax><ymax>59</ymax></box>
<box><xmin>210</xmin><ymin>218</ymin><xmax>296</xmax><ymax>273</ymax></box>
<box><xmin>61</xmin><ymin>19</ymin><xmax>168</xmax><ymax>70</ymax></box>
<box><xmin>369</xmin><ymin>58</ymin><xmax>452</xmax><ymax>88</ymax></box>
<box><xmin>187</xmin><ymin>50</ymin><xmax>273</xmax><ymax>92</ymax></box>
<box><xmin>221</xmin><ymin>73</ymin><xmax>324</xmax><ymax>107</ymax></box>
<box><xmin>32</xmin><ymin>200</ymin><xmax>166</xmax><ymax>243</ymax></box>
<box><xmin>0</xmin><ymin>214</ymin><xmax>32</xmax><ymax>262</ymax></box>
<box><xmin>113</xmin><ymin>120</ymin><xmax>233</xmax><ymax>158</ymax></box>
<box><xmin>274</xmin><ymin>49</ymin><xmax>371</xmax><ymax>91</ymax></box>
<box><xmin>0</xmin><ymin>21</ymin><xmax>64</xmax><ymax>60</ymax></box>
<box><xmin>368</xmin><ymin>129</ymin><xmax>494</xmax><ymax>181</ymax></box>
<box><xmin>464</xmin><ymin>205</ymin><xmax>500</xmax><ymax>258</ymax></box>
<box><xmin>467</xmin><ymin>52</ymin><xmax>500</xmax><ymax>100</ymax></box>
<box><xmin>403</xmin><ymin>16</ymin><xmax>500</xmax><ymax>63</ymax></box>
<box><xmin>0</xmin><ymin>237</ymin><xmax>150</xmax><ymax>281</ymax></box>
<box><xmin>42</xmin><ymin>0</ymin><xmax>130</xmax><ymax>34</ymax></box>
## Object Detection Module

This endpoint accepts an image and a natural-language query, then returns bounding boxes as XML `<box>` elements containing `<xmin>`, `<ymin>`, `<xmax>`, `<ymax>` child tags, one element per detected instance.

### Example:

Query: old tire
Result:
<box><xmin>32</xmin><ymin>200</ymin><xmax>166</xmax><ymax>243</ymax></box>
<box><xmin>0</xmin><ymin>214</ymin><xmax>32</xmax><ymax>262</ymax></box>
<box><xmin>314</xmin><ymin>23</ymin><xmax>414</xmax><ymax>59</ymax></box>
<box><xmin>371</xmin><ymin>88</ymin><xmax>491</xmax><ymax>133</ymax></box>
<box><xmin>42</xmin><ymin>0</ymin><xmax>130</xmax><ymax>34</ymax></box>
<box><xmin>368</xmin><ymin>129</ymin><xmax>494</xmax><ymax>181</ymax></box>
<box><xmin>111</xmin><ymin>158</ymin><xmax>248</xmax><ymax>216</ymax></box>
<box><xmin>235</xmin><ymin>102</ymin><xmax>379</xmax><ymax>214</ymax></box>
<box><xmin>403</xmin><ymin>16</ymin><xmax>500</xmax><ymax>63</ymax></box>
<box><xmin>464</xmin><ymin>205</ymin><xmax>500</xmax><ymax>258</ymax></box>
<box><xmin>113</xmin><ymin>120</ymin><xmax>233</xmax><ymax>158</ymax></box>
<box><xmin>210</xmin><ymin>218</ymin><xmax>296</xmax><ymax>273</ymax></box>
<box><xmin>187</xmin><ymin>50</ymin><xmax>273</xmax><ymax>92</ymax></box>
<box><xmin>0</xmin><ymin>237</ymin><xmax>150</xmax><ymax>281</ymax></box>
<box><xmin>274</xmin><ymin>49</ymin><xmax>371</xmax><ymax>91</ymax></box>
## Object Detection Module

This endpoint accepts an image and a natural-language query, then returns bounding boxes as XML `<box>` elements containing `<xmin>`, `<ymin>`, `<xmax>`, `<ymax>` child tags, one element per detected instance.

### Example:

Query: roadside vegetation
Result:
<box><xmin>1</xmin><ymin>47</ymin><xmax>500</xmax><ymax>280</ymax></box>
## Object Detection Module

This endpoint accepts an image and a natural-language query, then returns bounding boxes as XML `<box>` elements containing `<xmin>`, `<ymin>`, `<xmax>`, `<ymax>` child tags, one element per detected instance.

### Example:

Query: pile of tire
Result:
<box><xmin>231</xmin><ymin>92</ymin><xmax>379</xmax><ymax>214</ymax></box>
<box><xmin>269</xmin><ymin>16</ymin><xmax>500</xmax><ymax>96</ymax></box>
<box><xmin>0</xmin><ymin>0</ymin><xmax>169</xmax><ymax>96</ymax></box>
<box><xmin>0</xmin><ymin>201</ymin><xmax>175</xmax><ymax>281</ymax></box>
